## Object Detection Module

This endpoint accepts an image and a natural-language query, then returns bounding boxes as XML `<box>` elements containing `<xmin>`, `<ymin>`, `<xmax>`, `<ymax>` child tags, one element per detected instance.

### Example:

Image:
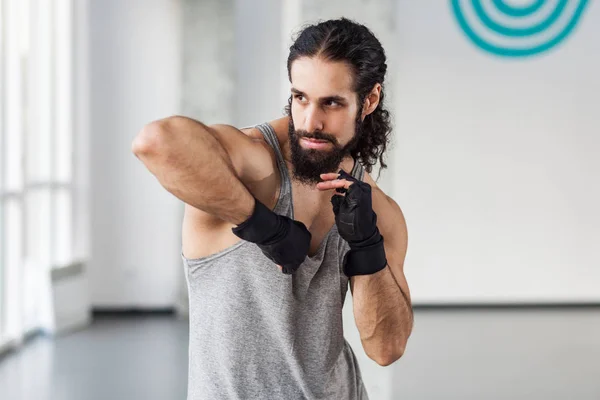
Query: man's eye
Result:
<box><xmin>326</xmin><ymin>100</ymin><xmax>339</xmax><ymax>107</ymax></box>
<box><xmin>294</xmin><ymin>95</ymin><xmax>305</xmax><ymax>101</ymax></box>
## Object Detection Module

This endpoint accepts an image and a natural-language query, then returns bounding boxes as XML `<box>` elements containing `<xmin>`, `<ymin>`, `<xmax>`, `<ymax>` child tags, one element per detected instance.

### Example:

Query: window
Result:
<box><xmin>0</xmin><ymin>0</ymin><xmax>79</xmax><ymax>348</ymax></box>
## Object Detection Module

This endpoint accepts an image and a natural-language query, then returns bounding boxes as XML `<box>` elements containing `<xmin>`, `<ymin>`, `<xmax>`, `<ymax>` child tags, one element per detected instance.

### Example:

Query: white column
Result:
<box><xmin>181</xmin><ymin>0</ymin><xmax>235</xmax><ymax>125</ymax></box>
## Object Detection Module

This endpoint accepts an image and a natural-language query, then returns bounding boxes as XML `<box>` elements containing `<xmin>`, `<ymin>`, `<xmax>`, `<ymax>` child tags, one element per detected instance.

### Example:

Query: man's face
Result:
<box><xmin>287</xmin><ymin>57</ymin><xmax>363</xmax><ymax>185</ymax></box>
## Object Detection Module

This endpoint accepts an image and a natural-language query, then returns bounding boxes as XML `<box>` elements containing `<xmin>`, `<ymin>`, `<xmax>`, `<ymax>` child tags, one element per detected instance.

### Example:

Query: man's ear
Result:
<box><xmin>361</xmin><ymin>83</ymin><xmax>382</xmax><ymax>120</ymax></box>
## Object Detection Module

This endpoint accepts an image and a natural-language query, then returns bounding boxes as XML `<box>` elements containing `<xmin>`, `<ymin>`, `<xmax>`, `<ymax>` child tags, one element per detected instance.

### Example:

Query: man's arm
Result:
<box><xmin>131</xmin><ymin>115</ymin><xmax>278</xmax><ymax>225</ymax></box>
<box><xmin>132</xmin><ymin>116</ymin><xmax>311</xmax><ymax>273</ymax></box>
<box><xmin>317</xmin><ymin>171</ymin><xmax>412</xmax><ymax>366</ymax></box>
<box><xmin>348</xmin><ymin>179</ymin><xmax>412</xmax><ymax>366</ymax></box>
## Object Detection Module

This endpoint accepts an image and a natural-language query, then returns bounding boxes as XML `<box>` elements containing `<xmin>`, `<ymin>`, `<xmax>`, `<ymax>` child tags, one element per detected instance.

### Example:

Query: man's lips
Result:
<box><xmin>300</xmin><ymin>137</ymin><xmax>332</xmax><ymax>149</ymax></box>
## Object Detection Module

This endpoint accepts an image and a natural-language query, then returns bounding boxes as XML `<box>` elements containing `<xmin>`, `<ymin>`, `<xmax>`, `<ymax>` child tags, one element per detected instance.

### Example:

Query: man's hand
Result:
<box><xmin>317</xmin><ymin>169</ymin><xmax>378</xmax><ymax>244</ymax></box>
<box><xmin>232</xmin><ymin>198</ymin><xmax>311</xmax><ymax>274</ymax></box>
<box><xmin>317</xmin><ymin>169</ymin><xmax>387</xmax><ymax>276</ymax></box>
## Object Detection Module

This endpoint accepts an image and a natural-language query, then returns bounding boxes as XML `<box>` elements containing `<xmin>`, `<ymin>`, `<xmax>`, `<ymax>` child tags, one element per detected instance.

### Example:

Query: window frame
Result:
<box><xmin>0</xmin><ymin>0</ymin><xmax>79</xmax><ymax>349</ymax></box>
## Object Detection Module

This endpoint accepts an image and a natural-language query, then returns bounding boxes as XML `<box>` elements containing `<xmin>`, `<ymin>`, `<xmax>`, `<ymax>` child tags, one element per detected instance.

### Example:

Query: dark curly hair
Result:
<box><xmin>285</xmin><ymin>18</ymin><xmax>392</xmax><ymax>178</ymax></box>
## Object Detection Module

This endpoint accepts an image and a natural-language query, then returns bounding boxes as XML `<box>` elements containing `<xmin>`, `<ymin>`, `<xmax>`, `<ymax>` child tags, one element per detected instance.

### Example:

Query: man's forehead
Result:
<box><xmin>291</xmin><ymin>87</ymin><xmax>349</xmax><ymax>101</ymax></box>
<box><xmin>290</xmin><ymin>57</ymin><xmax>354</xmax><ymax>96</ymax></box>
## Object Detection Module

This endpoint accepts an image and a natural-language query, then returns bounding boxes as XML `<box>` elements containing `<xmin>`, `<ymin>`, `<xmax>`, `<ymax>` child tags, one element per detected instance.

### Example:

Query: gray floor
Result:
<box><xmin>0</xmin><ymin>315</ymin><xmax>189</xmax><ymax>400</ymax></box>
<box><xmin>390</xmin><ymin>308</ymin><xmax>600</xmax><ymax>400</ymax></box>
<box><xmin>0</xmin><ymin>309</ymin><xmax>599</xmax><ymax>400</ymax></box>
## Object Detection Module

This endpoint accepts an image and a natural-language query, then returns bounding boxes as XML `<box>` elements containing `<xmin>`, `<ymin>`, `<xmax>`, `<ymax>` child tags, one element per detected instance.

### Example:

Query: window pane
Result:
<box><xmin>25</xmin><ymin>188</ymin><xmax>51</xmax><ymax>265</ymax></box>
<box><xmin>25</xmin><ymin>0</ymin><xmax>52</xmax><ymax>183</ymax></box>
<box><xmin>0</xmin><ymin>0</ymin><xmax>5</xmax><ymax>193</ymax></box>
<box><xmin>52</xmin><ymin>188</ymin><xmax>72</xmax><ymax>267</ymax></box>
<box><xmin>4</xmin><ymin>0</ymin><xmax>29</xmax><ymax>191</ymax></box>
<box><xmin>3</xmin><ymin>198</ymin><xmax>23</xmax><ymax>340</ymax></box>
<box><xmin>0</xmin><ymin>201</ymin><xmax>4</xmax><ymax>339</ymax></box>
<box><xmin>54</xmin><ymin>0</ymin><xmax>73</xmax><ymax>183</ymax></box>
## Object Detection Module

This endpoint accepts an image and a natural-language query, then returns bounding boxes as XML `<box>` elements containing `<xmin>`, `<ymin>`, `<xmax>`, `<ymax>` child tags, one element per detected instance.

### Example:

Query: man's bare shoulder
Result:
<box><xmin>268</xmin><ymin>116</ymin><xmax>290</xmax><ymax>143</ymax></box>
<box><xmin>361</xmin><ymin>169</ymin><xmax>382</xmax><ymax>192</ymax></box>
<box><xmin>362</xmin><ymin>170</ymin><xmax>405</xmax><ymax>222</ymax></box>
<box><xmin>239</xmin><ymin>126</ymin><xmax>263</xmax><ymax>140</ymax></box>
<box><xmin>362</xmin><ymin>169</ymin><xmax>408</xmax><ymax>258</ymax></box>
<box><xmin>238</xmin><ymin>116</ymin><xmax>289</xmax><ymax>142</ymax></box>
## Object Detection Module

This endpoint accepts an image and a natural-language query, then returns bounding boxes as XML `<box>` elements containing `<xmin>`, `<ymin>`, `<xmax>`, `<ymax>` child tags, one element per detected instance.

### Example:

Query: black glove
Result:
<box><xmin>232</xmin><ymin>198</ymin><xmax>311</xmax><ymax>274</ymax></box>
<box><xmin>331</xmin><ymin>169</ymin><xmax>387</xmax><ymax>277</ymax></box>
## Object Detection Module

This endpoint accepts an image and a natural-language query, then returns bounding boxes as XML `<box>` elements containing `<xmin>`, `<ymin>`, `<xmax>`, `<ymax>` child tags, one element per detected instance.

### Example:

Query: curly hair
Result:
<box><xmin>285</xmin><ymin>18</ymin><xmax>393</xmax><ymax>177</ymax></box>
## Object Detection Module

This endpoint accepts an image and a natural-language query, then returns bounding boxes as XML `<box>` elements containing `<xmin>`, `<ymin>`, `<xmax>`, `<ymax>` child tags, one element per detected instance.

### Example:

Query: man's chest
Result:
<box><xmin>290</xmin><ymin>181</ymin><xmax>337</xmax><ymax>256</ymax></box>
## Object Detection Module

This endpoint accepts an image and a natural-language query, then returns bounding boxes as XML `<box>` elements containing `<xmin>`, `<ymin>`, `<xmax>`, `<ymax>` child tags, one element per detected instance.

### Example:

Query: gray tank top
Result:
<box><xmin>181</xmin><ymin>122</ymin><xmax>369</xmax><ymax>400</ymax></box>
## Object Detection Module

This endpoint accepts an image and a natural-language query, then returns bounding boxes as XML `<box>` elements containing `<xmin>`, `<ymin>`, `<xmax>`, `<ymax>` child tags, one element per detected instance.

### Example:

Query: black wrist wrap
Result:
<box><xmin>343</xmin><ymin>231</ymin><xmax>387</xmax><ymax>277</ymax></box>
<box><xmin>231</xmin><ymin>199</ymin><xmax>280</xmax><ymax>244</ymax></box>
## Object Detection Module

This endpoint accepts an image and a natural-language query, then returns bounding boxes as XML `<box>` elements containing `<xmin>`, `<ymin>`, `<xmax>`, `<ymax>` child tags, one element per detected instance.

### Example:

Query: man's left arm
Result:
<box><xmin>318</xmin><ymin>171</ymin><xmax>413</xmax><ymax>366</ymax></box>
<box><xmin>351</xmin><ymin>172</ymin><xmax>412</xmax><ymax>366</ymax></box>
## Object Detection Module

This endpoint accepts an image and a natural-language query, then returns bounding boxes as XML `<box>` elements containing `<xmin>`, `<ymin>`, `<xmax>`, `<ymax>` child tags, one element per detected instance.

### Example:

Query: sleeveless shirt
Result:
<box><xmin>181</xmin><ymin>122</ymin><xmax>369</xmax><ymax>399</ymax></box>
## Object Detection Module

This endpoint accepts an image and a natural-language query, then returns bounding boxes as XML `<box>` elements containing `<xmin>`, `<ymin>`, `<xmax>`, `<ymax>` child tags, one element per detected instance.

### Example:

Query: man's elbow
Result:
<box><xmin>368</xmin><ymin>344</ymin><xmax>405</xmax><ymax>367</ymax></box>
<box><xmin>132</xmin><ymin>115</ymin><xmax>189</xmax><ymax>158</ymax></box>
<box><xmin>376</xmin><ymin>349</ymin><xmax>404</xmax><ymax>367</ymax></box>
<box><xmin>132</xmin><ymin>119</ymin><xmax>168</xmax><ymax>157</ymax></box>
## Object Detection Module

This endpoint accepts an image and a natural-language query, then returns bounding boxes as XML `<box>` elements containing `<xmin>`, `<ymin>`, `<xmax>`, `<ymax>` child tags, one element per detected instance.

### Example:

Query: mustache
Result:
<box><xmin>294</xmin><ymin>130</ymin><xmax>338</xmax><ymax>145</ymax></box>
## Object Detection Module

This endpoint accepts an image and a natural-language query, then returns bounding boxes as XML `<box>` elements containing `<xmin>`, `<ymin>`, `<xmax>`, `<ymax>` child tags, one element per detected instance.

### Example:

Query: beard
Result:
<box><xmin>287</xmin><ymin>113</ymin><xmax>362</xmax><ymax>186</ymax></box>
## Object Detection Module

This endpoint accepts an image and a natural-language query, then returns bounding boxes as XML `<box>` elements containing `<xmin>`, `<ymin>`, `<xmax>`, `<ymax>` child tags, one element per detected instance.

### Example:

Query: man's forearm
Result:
<box><xmin>132</xmin><ymin>116</ymin><xmax>254</xmax><ymax>225</ymax></box>
<box><xmin>351</xmin><ymin>263</ymin><xmax>413</xmax><ymax>366</ymax></box>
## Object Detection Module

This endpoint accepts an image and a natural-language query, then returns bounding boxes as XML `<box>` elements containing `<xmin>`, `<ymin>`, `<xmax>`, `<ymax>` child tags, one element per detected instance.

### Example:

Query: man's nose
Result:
<box><xmin>303</xmin><ymin>105</ymin><xmax>325</xmax><ymax>133</ymax></box>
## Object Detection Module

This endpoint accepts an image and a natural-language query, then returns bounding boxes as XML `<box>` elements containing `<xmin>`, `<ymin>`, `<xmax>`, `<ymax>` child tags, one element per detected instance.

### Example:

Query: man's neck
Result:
<box><xmin>339</xmin><ymin>156</ymin><xmax>356</xmax><ymax>175</ymax></box>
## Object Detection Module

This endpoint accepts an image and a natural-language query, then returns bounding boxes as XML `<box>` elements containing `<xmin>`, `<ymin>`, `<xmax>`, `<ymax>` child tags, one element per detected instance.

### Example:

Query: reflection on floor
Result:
<box><xmin>1</xmin><ymin>308</ymin><xmax>599</xmax><ymax>400</ymax></box>
<box><xmin>0</xmin><ymin>314</ymin><xmax>189</xmax><ymax>400</ymax></box>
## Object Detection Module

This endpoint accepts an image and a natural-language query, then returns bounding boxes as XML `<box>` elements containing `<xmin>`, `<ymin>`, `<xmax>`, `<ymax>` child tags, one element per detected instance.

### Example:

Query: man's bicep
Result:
<box><xmin>207</xmin><ymin>124</ymin><xmax>267</xmax><ymax>176</ymax></box>
<box><xmin>208</xmin><ymin>124</ymin><xmax>280</xmax><ymax>209</ymax></box>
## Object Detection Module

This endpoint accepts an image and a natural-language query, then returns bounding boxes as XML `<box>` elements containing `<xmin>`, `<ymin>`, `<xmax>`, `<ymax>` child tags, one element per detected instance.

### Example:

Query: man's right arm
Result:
<box><xmin>131</xmin><ymin>115</ymin><xmax>278</xmax><ymax>225</ymax></box>
<box><xmin>133</xmin><ymin>115</ymin><xmax>311</xmax><ymax>273</ymax></box>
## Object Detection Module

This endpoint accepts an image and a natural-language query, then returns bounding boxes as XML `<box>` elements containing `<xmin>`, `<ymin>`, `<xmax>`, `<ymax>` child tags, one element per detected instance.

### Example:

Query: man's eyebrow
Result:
<box><xmin>291</xmin><ymin>88</ymin><xmax>348</xmax><ymax>103</ymax></box>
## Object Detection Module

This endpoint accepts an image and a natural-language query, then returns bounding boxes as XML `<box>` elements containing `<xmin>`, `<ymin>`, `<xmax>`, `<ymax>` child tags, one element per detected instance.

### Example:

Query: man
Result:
<box><xmin>132</xmin><ymin>18</ymin><xmax>412</xmax><ymax>400</ymax></box>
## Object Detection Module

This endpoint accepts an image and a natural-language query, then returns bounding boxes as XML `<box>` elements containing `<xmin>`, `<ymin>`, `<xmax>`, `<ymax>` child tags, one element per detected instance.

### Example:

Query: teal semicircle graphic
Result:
<box><xmin>492</xmin><ymin>0</ymin><xmax>545</xmax><ymax>17</ymax></box>
<box><xmin>450</xmin><ymin>0</ymin><xmax>589</xmax><ymax>57</ymax></box>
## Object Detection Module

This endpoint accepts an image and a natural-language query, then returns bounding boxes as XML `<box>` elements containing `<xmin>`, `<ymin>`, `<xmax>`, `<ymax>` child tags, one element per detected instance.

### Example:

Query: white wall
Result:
<box><xmin>84</xmin><ymin>0</ymin><xmax>600</xmax><ymax>308</ymax></box>
<box><xmin>234</xmin><ymin>0</ymin><xmax>284</xmax><ymax>127</ymax></box>
<box><xmin>393</xmin><ymin>0</ymin><xmax>600</xmax><ymax>303</ymax></box>
<box><xmin>88</xmin><ymin>0</ymin><xmax>183</xmax><ymax>308</ymax></box>
<box><xmin>242</xmin><ymin>0</ymin><xmax>600</xmax><ymax>305</ymax></box>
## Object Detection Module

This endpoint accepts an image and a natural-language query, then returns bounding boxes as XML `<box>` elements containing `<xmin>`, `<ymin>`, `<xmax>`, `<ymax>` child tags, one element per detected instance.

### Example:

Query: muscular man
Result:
<box><xmin>132</xmin><ymin>18</ymin><xmax>412</xmax><ymax>400</ymax></box>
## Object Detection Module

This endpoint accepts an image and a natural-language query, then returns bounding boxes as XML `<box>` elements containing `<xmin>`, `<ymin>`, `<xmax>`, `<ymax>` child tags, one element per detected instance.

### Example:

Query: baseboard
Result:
<box><xmin>413</xmin><ymin>303</ymin><xmax>600</xmax><ymax>310</ymax></box>
<box><xmin>92</xmin><ymin>307</ymin><xmax>177</xmax><ymax>317</ymax></box>
<box><xmin>92</xmin><ymin>304</ymin><xmax>600</xmax><ymax>316</ymax></box>
<box><xmin>0</xmin><ymin>338</ymin><xmax>19</xmax><ymax>360</ymax></box>
<box><xmin>0</xmin><ymin>329</ymin><xmax>45</xmax><ymax>360</ymax></box>
<box><xmin>51</xmin><ymin>261</ymin><xmax>85</xmax><ymax>281</ymax></box>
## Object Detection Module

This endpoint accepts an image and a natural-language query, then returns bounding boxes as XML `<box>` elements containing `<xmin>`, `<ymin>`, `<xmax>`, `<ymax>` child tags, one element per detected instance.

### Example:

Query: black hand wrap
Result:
<box><xmin>232</xmin><ymin>198</ymin><xmax>311</xmax><ymax>274</ymax></box>
<box><xmin>332</xmin><ymin>170</ymin><xmax>387</xmax><ymax>277</ymax></box>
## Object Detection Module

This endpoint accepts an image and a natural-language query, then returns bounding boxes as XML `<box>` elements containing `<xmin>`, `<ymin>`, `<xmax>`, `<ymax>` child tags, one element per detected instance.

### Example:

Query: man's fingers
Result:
<box><xmin>319</xmin><ymin>172</ymin><xmax>340</xmax><ymax>180</ymax></box>
<box><xmin>316</xmin><ymin>179</ymin><xmax>354</xmax><ymax>191</ymax></box>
